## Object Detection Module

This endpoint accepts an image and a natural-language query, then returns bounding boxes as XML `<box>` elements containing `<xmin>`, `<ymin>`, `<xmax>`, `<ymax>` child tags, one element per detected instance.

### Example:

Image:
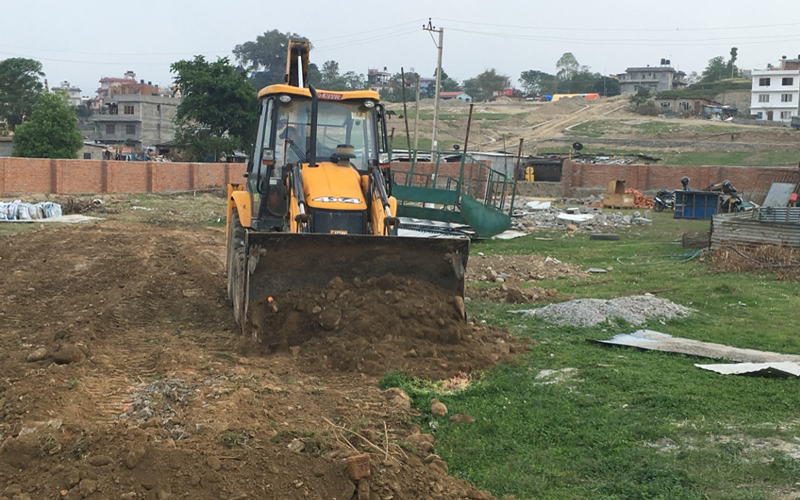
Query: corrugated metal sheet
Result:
<box><xmin>711</xmin><ymin>212</ymin><xmax>800</xmax><ymax>249</ymax></box>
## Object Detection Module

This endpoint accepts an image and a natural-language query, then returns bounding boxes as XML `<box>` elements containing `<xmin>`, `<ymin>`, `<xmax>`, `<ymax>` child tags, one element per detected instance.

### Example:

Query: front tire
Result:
<box><xmin>654</xmin><ymin>201</ymin><xmax>665</xmax><ymax>212</ymax></box>
<box><xmin>227</xmin><ymin>212</ymin><xmax>246</xmax><ymax>327</ymax></box>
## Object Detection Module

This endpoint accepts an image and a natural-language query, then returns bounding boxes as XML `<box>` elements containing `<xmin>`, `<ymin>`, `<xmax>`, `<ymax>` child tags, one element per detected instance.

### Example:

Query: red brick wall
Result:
<box><xmin>562</xmin><ymin>160</ymin><xmax>799</xmax><ymax>196</ymax></box>
<box><xmin>0</xmin><ymin>157</ymin><xmax>242</xmax><ymax>196</ymax></box>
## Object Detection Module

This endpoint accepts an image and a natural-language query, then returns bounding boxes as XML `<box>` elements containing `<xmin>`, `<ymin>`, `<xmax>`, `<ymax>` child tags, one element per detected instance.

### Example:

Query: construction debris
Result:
<box><xmin>625</xmin><ymin>188</ymin><xmax>655</xmax><ymax>209</ymax></box>
<box><xmin>710</xmin><ymin>244</ymin><xmax>800</xmax><ymax>281</ymax></box>
<box><xmin>594</xmin><ymin>330</ymin><xmax>800</xmax><ymax>363</ymax></box>
<box><xmin>511</xmin><ymin>202</ymin><xmax>652</xmax><ymax>233</ymax></box>
<box><xmin>513</xmin><ymin>295</ymin><xmax>692</xmax><ymax>327</ymax></box>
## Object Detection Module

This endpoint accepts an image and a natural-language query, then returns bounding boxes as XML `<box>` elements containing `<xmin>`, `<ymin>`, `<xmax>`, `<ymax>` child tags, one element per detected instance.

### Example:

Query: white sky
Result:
<box><xmin>4</xmin><ymin>0</ymin><xmax>800</xmax><ymax>96</ymax></box>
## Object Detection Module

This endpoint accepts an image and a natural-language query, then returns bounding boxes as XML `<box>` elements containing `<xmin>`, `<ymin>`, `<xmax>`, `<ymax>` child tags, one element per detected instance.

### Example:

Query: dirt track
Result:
<box><xmin>0</xmin><ymin>218</ymin><xmax>522</xmax><ymax>500</ymax></box>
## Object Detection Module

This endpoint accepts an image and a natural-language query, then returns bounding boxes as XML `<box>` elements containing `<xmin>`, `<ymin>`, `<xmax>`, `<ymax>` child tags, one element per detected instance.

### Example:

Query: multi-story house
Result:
<box><xmin>91</xmin><ymin>94</ymin><xmax>180</xmax><ymax>150</ymax></box>
<box><xmin>750</xmin><ymin>56</ymin><xmax>800</xmax><ymax>123</ymax></box>
<box><xmin>50</xmin><ymin>81</ymin><xmax>82</xmax><ymax>107</ymax></box>
<box><xmin>617</xmin><ymin>63</ymin><xmax>686</xmax><ymax>93</ymax></box>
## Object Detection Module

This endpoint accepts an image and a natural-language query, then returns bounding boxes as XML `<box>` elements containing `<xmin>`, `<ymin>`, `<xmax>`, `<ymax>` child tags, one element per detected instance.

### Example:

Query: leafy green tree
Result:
<box><xmin>170</xmin><ymin>56</ymin><xmax>258</xmax><ymax>161</ymax></box>
<box><xmin>316</xmin><ymin>60</ymin><xmax>367</xmax><ymax>91</ymax></box>
<box><xmin>629</xmin><ymin>87</ymin><xmax>651</xmax><ymax>107</ymax></box>
<box><xmin>233</xmin><ymin>30</ymin><xmax>309</xmax><ymax>87</ymax></box>
<box><xmin>556</xmin><ymin>52</ymin><xmax>580</xmax><ymax>81</ymax></box>
<box><xmin>701</xmin><ymin>56</ymin><xmax>733</xmax><ymax>83</ymax></box>
<box><xmin>0</xmin><ymin>58</ymin><xmax>45</xmax><ymax>131</ymax></box>
<box><xmin>728</xmin><ymin>47</ymin><xmax>739</xmax><ymax>78</ymax></box>
<box><xmin>519</xmin><ymin>70</ymin><xmax>557</xmax><ymax>95</ymax></box>
<box><xmin>686</xmin><ymin>71</ymin><xmax>700</xmax><ymax>85</ymax></box>
<box><xmin>377</xmin><ymin>73</ymin><xmax>414</xmax><ymax>103</ymax></box>
<box><xmin>307</xmin><ymin>63</ymin><xmax>322</xmax><ymax>88</ymax></box>
<box><xmin>12</xmin><ymin>92</ymin><xmax>83</xmax><ymax>158</ymax></box>
<box><xmin>592</xmin><ymin>76</ymin><xmax>620</xmax><ymax>96</ymax></box>
<box><xmin>463</xmin><ymin>69</ymin><xmax>510</xmax><ymax>101</ymax></box>
<box><xmin>74</xmin><ymin>104</ymin><xmax>93</xmax><ymax>119</ymax></box>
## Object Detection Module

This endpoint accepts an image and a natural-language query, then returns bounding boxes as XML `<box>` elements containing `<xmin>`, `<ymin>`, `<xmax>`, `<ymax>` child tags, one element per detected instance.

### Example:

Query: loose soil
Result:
<box><xmin>467</xmin><ymin>284</ymin><xmax>564</xmax><ymax>304</ymax></box>
<box><xmin>0</xmin><ymin>221</ymin><xmax>517</xmax><ymax>500</ymax></box>
<box><xmin>248</xmin><ymin>275</ymin><xmax>522</xmax><ymax>380</ymax></box>
<box><xmin>467</xmin><ymin>254</ymin><xmax>583</xmax><ymax>282</ymax></box>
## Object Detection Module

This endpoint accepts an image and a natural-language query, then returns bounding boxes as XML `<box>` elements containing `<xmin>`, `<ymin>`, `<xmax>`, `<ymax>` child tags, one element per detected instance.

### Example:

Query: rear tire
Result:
<box><xmin>227</xmin><ymin>212</ymin><xmax>246</xmax><ymax>327</ymax></box>
<box><xmin>654</xmin><ymin>201</ymin><xmax>665</xmax><ymax>212</ymax></box>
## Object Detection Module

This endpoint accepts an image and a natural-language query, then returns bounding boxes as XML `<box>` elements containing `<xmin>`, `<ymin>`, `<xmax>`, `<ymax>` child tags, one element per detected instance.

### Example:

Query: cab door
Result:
<box><xmin>249</xmin><ymin>98</ymin><xmax>275</xmax><ymax>222</ymax></box>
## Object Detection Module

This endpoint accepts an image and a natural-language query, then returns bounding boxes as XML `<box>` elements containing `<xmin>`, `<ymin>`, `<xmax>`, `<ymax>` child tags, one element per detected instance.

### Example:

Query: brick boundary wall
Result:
<box><xmin>561</xmin><ymin>160</ymin><xmax>800</xmax><ymax>197</ymax></box>
<box><xmin>0</xmin><ymin>158</ymin><xmax>247</xmax><ymax>196</ymax></box>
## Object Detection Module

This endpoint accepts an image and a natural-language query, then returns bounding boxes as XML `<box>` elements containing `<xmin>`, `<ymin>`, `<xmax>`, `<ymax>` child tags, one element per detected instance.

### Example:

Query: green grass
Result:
<box><xmin>382</xmin><ymin>212</ymin><xmax>800</xmax><ymax>500</ymax></box>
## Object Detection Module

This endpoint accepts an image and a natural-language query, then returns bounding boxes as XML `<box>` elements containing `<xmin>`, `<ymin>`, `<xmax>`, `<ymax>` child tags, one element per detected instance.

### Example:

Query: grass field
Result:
<box><xmin>383</xmin><ymin>212</ymin><xmax>800</xmax><ymax>500</ymax></box>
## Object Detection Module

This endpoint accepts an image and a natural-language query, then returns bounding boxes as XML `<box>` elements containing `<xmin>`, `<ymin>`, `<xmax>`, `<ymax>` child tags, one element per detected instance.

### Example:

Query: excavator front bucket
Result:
<box><xmin>242</xmin><ymin>232</ymin><xmax>469</xmax><ymax>314</ymax></box>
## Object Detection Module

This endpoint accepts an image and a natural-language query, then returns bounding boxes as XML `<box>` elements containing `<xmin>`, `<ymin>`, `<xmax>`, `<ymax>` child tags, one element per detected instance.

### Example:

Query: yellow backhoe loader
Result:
<box><xmin>226</xmin><ymin>41</ymin><xmax>469</xmax><ymax>333</ymax></box>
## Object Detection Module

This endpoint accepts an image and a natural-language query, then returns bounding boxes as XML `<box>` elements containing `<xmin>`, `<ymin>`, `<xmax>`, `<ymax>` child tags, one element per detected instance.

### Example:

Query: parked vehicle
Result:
<box><xmin>708</xmin><ymin>180</ymin><xmax>744</xmax><ymax>213</ymax></box>
<box><xmin>653</xmin><ymin>189</ymin><xmax>675</xmax><ymax>212</ymax></box>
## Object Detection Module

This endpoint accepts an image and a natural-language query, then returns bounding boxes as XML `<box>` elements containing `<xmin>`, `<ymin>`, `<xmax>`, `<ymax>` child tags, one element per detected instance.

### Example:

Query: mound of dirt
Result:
<box><xmin>248</xmin><ymin>275</ymin><xmax>523</xmax><ymax>379</ymax></box>
<box><xmin>467</xmin><ymin>284</ymin><xmax>563</xmax><ymax>304</ymax></box>
<box><xmin>529</xmin><ymin>97</ymin><xmax>587</xmax><ymax>117</ymax></box>
<box><xmin>467</xmin><ymin>254</ymin><xmax>583</xmax><ymax>282</ymax></box>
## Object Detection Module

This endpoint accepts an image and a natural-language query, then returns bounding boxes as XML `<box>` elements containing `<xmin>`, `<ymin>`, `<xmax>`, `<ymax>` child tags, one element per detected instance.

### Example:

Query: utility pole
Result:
<box><xmin>423</xmin><ymin>18</ymin><xmax>443</xmax><ymax>151</ymax></box>
<box><xmin>414</xmin><ymin>73</ymin><xmax>421</xmax><ymax>150</ymax></box>
<box><xmin>400</xmin><ymin>67</ymin><xmax>412</xmax><ymax>153</ymax></box>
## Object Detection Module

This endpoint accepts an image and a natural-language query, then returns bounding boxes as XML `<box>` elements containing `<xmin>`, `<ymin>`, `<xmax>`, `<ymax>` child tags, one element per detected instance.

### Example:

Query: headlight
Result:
<box><xmin>279</xmin><ymin>95</ymin><xmax>292</xmax><ymax>103</ymax></box>
<box><xmin>363</xmin><ymin>100</ymin><xmax>375</xmax><ymax>108</ymax></box>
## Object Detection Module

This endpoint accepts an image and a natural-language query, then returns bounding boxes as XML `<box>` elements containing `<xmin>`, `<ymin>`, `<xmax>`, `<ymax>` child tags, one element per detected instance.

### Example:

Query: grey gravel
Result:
<box><xmin>513</xmin><ymin>295</ymin><xmax>692</xmax><ymax>327</ymax></box>
<box><xmin>118</xmin><ymin>378</ymin><xmax>195</xmax><ymax>439</ymax></box>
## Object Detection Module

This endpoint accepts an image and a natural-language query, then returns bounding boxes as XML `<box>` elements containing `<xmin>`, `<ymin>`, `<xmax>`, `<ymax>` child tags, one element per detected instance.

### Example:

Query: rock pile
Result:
<box><xmin>513</xmin><ymin>294</ymin><xmax>693</xmax><ymax>327</ymax></box>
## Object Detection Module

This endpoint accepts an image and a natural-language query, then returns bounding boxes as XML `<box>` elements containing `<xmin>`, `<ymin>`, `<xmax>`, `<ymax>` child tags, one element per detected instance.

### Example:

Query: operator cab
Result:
<box><xmin>245</xmin><ymin>85</ymin><xmax>391</xmax><ymax>232</ymax></box>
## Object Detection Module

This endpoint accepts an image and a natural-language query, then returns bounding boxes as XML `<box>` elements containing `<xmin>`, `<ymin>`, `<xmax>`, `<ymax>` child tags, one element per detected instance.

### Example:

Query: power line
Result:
<box><xmin>440</xmin><ymin>17</ymin><xmax>800</xmax><ymax>33</ymax></box>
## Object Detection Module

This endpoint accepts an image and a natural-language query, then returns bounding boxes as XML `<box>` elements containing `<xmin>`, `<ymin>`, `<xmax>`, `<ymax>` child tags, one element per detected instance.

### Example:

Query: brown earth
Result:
<box><xmin>249</xmin><ymin>275</ymin><xmax>521</xmax><ymax>380</ymax></box>
<box><xmin>0</xmin><ymin>220</ymin><xmax>521</xmax><ymax>500</ymax></box>
<box><xmin>467</xmin><ymin>254</ymin><xmax>583</xmax><ymax>283</ymax></box>
<box><xmin>467</xmin><ymin>284</ymin><xmax>564</xmax><ymax>304</ymax></box>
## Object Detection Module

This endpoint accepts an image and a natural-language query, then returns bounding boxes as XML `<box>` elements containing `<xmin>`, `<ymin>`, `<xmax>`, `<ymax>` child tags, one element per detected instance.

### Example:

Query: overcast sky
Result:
<box><xmin>5</xmin><ymin>0</ymin><xmax>800</xmax><ymax>96</ymax></box>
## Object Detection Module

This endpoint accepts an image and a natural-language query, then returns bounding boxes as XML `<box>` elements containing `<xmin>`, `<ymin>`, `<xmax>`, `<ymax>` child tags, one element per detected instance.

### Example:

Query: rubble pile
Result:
<box><xmin>512</xmin><ymin>201</ymin><xmax>652</xmax><ymax>233</ymax></box>
<box><xmin>513</xmin><ymin>294</ymin><xmax>693</xmax><ymax>327</ymax></box>
<box><xmin>119</xmin><ymin>378</ymin><xmax>195</xmax><ymax>439</ymax></box>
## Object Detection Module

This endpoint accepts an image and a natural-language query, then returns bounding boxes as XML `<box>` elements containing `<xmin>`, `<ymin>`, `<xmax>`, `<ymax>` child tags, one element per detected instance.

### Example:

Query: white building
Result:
<box><xmin>51</xmin><ymin>81</ymin><xmax>82</xmax><ymax>107</ymax></box>
<box><xmin>750</xmin><ymin>57</ymin><xmax>800</xmax><ymax>123</ymax></box>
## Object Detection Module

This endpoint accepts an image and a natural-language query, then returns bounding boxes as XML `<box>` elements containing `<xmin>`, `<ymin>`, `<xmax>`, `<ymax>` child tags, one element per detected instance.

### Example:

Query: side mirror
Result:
<box><xmin>262</xmin><ymin>148</ymin><xmax>274</xmax><ymax>163</ymax></box>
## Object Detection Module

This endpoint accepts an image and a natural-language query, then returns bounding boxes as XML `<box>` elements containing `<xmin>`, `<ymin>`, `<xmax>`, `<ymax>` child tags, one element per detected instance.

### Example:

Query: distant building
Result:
<box><xmin>653</xmin><ymin>97</ymin><xmax>722</xmax><ymax>115</ymax></box>
<box><xmin>750</xmin><ymin>56</ymin><xmax>800</xmax><ymax>123</ymax></box>
<box><xmin>440</xmin><ymin>91</ymin><xmax>471</xmax><ymax>102</ymax></box>
<box><xmin>51</xmin><ymin>81</ymin><xmax>82</xmax><ymax>107</ymax></box>
<box><xmin>80</xmin><ymin>141</ymin><xmax>111</xmax><ymax>160</ymax></box>
<box><xmin>617</xmin><ymin>62</ymin><xmax>687</xmax><ymax>93</ymax></box>
<box><xmin>0</xmin><ymin>136</ymin><xmax>12</xmax><ymax>157</ymax></box>
<box><xmin>91</xmin><ymin>94</ymin><xmax>180</xmax><ymax>150</ymax></box>
<box><xmin>368</xmin><ymin>67</ymin><xmax>391</xmax><ymax>89</ymax></box>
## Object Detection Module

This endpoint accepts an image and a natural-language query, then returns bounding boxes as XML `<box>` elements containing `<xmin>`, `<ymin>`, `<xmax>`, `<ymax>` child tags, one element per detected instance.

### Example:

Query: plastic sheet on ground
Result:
<box><xmin>594</xmin><ymin>330</ymin><xmax>800</xmax><ymax>363</ymax></box>
<box><xmin>0</xmin><ymin>201</ymin><xmax>63</xmax><ymax>221</ymax></box>
<box><xmin>493</xmin><ymin>230</ymin><xmax>528</xmax><ymax>240</ymax></box>
<box><xmin>695</xmin><ymin>362</ymin><xmax>800</xmax><ymax>378</ymax></box>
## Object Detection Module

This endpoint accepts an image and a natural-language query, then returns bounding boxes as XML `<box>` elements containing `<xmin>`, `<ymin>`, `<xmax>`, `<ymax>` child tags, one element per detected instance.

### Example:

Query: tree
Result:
<box><xmin>592</xmin><ymin>76</ymin><xmax>620</xmax><ymax>97</ymax></box>
<box><xmin>519</xmin><ymin>70</ymin><xmax>557</xmax><ymax>96</ymax></box>
<box><xmin>0</xmin><ymin>58</ymin><xmax>45</xmax><ymax>131</ymax></box>
<box><xmin>686</xmin><ymin>71</ymin><xmax>701</xmax><ymax>85</ymax></box>
<box><xmin>556</xmin><ymin>53</ymin><xmax>580</xmax><ymax>81</ymax></box>
<box><xmin>316</xmin><ymin>60</ymin><xmax>367</xmax><ymax>91</ymax></box>
<box><xmin>629</xmin><ymin>87</ymin><xmax>651</xmax><ymax>108</ymax></box>
<box><xmin>307</xmin><ymin>63</ymin><xmax>322</xmax><ymax>88</ymax></box>
<box><xmin>378</xmin><ymin>72</ymin><xmax>414</xmax><ymax>103</ymax></box>
<box><xmin>170</xmin><ymin>56</ymin><xmax>258</xmax><ymax>161</ymax></box>
<box><xmin>463</xmin><ymin>69</ymin><xmax>510</xmax><ymax>101</ymax></box>
<box><xmin>701</xmin><ymin>56</ymin><xmax>732</xmax><ymax>83</ymax></box>
<box><xmin>233</xmin><ymin>30</ymin><xmax>309</xmax><ymax>87</ymax></box>
<box><xmin>12</xmin><ymin>92</ymin><xmax>83</xmax><ymax>158</ymax></box>
<box><xmin>728</xmin><ymin>47</ymin><xmax>739</xmax><ymax>78</ymax></box>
